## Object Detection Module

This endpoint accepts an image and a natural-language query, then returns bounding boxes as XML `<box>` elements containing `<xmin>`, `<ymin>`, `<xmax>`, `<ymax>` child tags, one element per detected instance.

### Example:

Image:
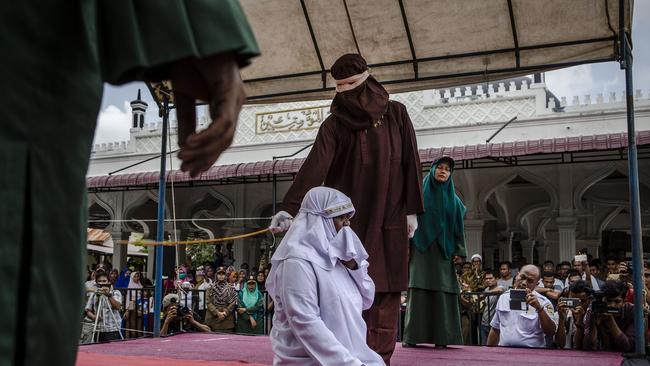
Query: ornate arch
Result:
<box><xmin>598</xmin><ymin>206</ymin><xmax>625</xmax><ymax>233</ymax></box>
<box><xmin>188</xmin><ymin>188</ymin><xmax>234</xmax><ymax>216</ymax></box>
<box><xmin>87</xmin><ymin>194</ymin><xmax>115</xmax><ymax>219</ymax></box>
<box><xmin>478</xmin><ymin>168</ymin><xmax>558</xmax><ymax>225</ymax></box>
<box><xmin>123</xmin><ymin>190</ymin><xmax>170</xmax><ymax>218</ymax></box>
<box><xmin>191</xmin><ymin>211</ymin><xmax>215</xmax><ymax>239</ymax></box>
<box><xmin>573</xmin><ymin>163</ymin><xmax>626</xmax><ymax>211</ymax></box>
<box><xmin>517</xmin><ymin>203</ymin><xmax>550</xmax><ymax>238</ymax></box>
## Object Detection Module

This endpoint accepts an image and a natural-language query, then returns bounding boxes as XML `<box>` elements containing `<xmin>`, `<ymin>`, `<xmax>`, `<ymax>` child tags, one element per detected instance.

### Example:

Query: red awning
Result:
<box><xmin>87</xmin><ymin>131</ymin><xmax>650</xmax><ymax>189</ymax></box>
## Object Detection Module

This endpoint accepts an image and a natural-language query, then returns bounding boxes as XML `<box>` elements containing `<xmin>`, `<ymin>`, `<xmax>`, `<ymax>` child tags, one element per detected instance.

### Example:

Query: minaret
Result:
<box><xmin>130</xmin><ymin>89</ymin><xmax>148</xmax><ymax>129</ymax></box>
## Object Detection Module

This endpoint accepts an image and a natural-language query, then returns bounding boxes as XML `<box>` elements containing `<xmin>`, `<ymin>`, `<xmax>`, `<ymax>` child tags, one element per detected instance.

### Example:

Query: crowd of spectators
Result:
<box><xmin>82</xmin><ymin>249</ymin><xmax>647</xmax><ymax>354</ymax></box>
<box><xmin>79</xmin><ymin>256</ymin><xmax>273</xmax><ymax>344</ymax></box>
<box><xmin>453</xmin><ymin>251</ymin><xmax>646</xmax><ymax>352</ymax></box>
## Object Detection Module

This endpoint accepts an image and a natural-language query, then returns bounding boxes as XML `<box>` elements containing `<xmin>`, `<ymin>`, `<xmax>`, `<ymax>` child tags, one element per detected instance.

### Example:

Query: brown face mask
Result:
<box><xmin>330</xmin><ymin>54</ymin><xmax>389</xmax><ymax>131</ymax></box>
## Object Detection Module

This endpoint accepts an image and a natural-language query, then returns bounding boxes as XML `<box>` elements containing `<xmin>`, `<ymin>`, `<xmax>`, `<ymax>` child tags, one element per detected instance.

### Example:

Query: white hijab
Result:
<box><xmin>266</xmin><ymin>187</ymin><xmax>368</xmax><ymax>298</ymax></box>
<box><xmin>126</xmin><ymin>271</ymin><xmax>143</xmax><ymax>304</ymax></box>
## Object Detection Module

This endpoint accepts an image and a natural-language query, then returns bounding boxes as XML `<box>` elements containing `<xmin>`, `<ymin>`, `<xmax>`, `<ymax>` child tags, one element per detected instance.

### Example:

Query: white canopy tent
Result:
<box><xmin>147</xmin><ymin>1</ymin><xmax>644</xmax><ymax>352</ymax></box>
<box><xmin>238</xmin><ymin>0</ymin><xmax>630</xmax><ymax>102</ymax></box>
<box><xmin>149</xmin><ymin>0</ymin><xmax>632</xmax><ymax>105</ymax></box>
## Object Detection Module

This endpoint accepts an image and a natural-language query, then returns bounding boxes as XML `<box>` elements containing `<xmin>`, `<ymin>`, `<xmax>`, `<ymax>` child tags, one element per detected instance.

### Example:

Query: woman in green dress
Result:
<box><xmin>403</xmin><ymin>156</ymin><xmax>467</xmax><ymax>347</ymax></box>
<box><xmin>236</xmin><ymin>276</ymin><xmax>265</xmax><ymax>334</ymax></box>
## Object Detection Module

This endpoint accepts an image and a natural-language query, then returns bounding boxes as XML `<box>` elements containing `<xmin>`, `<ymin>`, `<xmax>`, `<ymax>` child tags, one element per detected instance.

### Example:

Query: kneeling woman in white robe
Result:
<box><xmin>266</xmin><ymin>187</ymin><xmax>384</xmax><ymax>366</ymax></box>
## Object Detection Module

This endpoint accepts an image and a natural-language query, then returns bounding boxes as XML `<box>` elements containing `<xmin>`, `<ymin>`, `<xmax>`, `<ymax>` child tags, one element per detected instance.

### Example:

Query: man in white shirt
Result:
<box><xmin>487</xmin><ymin>265</ymin><xmax>559</xmax><ymax>348</ymax></box>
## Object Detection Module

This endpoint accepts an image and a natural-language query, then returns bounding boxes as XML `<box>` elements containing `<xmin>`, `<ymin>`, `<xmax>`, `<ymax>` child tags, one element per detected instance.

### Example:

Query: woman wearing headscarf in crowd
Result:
<box><xmin>125</xmin><ymin>271</ymin><xmax>144</xmax><ymax>338</ymax></box>
<box><xmin>174</xmin><ymin>265</ymin><xmax>189</xmax><ymax>288</ymax></box>
<box><xmin>228</xmin><ymin>271</ymin><xmax>239</xmax><ymax>291</ymax></box>
<box><xmin>237</xmin><ymin>270</ymin><xmax>246</xmax><ymax>287</ymax></box>
<box><xmin>205</xmin><ymin>265</ymin><xmax>215</xmax><ymax>283</ymax></box>
<box><xmin>114</xmin><ymin>268</ymin><xmax>131</xmax><ymax>289</ymax></box>
<box><xmin>266</xmin><ymin>187</ymin><xmax>384</xmax><ymax>365</ymax></box>
<box><xmin>205</xmin><ymin>266</ymin><xmax>238</xmax><ymax>332</ymax></box>
<box><xmin>236</xmin><ymin>276</ymin><xmax>265</xmax><ymax>335</ymax></box>
<box><xmin>403</xmin><ymin>156</ymin><xmax>467</xmax><ymax>348</ymax></box>
<box><xmin>256</xmin><ymin>271</ymin><xmax>266</xmax><ymax>292</ymax></box>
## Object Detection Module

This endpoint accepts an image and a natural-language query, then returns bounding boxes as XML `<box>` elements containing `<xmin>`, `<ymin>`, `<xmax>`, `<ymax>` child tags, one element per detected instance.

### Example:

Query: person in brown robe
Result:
<box><xmin>270</xmin><ymin>53</ymin><xmax>423</xmax><ymax>364</ymax></box>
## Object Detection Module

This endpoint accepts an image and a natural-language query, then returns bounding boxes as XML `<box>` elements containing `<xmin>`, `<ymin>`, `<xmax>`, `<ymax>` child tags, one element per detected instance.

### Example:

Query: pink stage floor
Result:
<box><xmin>77</xmin><ymin>333</ymin><xmax>623</xmax><ymax>366</ymax></box>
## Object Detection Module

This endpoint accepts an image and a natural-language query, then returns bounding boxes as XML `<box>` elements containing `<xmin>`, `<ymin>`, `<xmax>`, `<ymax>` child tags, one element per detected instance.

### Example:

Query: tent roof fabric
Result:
<box><xmin>237</xmin><ymin>0</ymin><xmax>631</xmax><ymax>103</ymax></box>
<box><xmin>86</xmin><ymin>130</ymin><xmax>650</xmax><ymax>189</ymax></box>
<box><xmin>148</xmin><ymin>1</ymin><xmax>632</xmax><ymax>106</ymax></box>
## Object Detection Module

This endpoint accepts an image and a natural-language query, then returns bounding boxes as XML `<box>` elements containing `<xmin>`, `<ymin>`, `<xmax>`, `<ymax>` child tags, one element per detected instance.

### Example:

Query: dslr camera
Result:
<box><xmin>168</xmin><ymin>297</ymin><xmax>191</xmax><ymax>319</ymax></box>
<box><xmin>591</xmin><ymin>291</ymin><xmax>621</xmax><ymax>315</ymax></box>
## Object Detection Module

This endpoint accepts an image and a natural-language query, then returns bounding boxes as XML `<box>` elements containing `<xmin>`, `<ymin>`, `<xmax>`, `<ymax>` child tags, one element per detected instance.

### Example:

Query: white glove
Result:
<box><xmin>407</xmin><ymin>214</ymin><xmax>418</xmax><ymax>238</ymax></box>
<box><xmin>269</xmin><ymin>211</ymin><xmax>294</xmax><ymax>233</ymax></box>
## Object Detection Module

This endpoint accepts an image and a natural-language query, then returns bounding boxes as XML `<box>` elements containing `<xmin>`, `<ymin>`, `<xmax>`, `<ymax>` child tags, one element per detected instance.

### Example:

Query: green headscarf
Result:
<box><xmin>241</xmin><ymin>282</ymin><xmax>261</xmax><ymax>308</ymax></box>
<box><xmin>411</xmin><ymin>162</ymin><xmax>466</xmax><ymax>258</ymax></box>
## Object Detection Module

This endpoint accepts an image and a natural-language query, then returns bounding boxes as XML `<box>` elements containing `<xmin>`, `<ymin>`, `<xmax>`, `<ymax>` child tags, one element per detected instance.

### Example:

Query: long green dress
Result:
<box><xmin>236</xmin><ymin>284</ymin><xmax>265</xmax><ymax>335</ymax></box>
<box><xmin>0</xmin><ymin>2</ymin><xmax>258</xmax><ymax>365</ymax></box>
<box><xmin>403</xmin><ymin>162</ymin><xmax>466</xmax><ymax>345</ymax></box>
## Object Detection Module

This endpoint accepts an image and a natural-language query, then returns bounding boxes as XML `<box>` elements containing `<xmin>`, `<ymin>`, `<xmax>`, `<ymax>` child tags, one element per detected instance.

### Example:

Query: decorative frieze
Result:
<box><xmin>255</xmin><ymin>105</ymin><xmax>328</xmax><ymax>134</ymax></box>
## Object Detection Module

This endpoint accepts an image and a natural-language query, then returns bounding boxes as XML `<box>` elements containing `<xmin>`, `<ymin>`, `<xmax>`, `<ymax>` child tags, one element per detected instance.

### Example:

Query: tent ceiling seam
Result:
<box><xmin>398</xmin><ymin>0</ymin><xmax>418</xmax><ymax>79</ymax></box>
<box><xmin>507</xmin><ymin>0</ymin><xmax>521</xmax><ymax>68</ymax></box>
<box><xmin>343</xmin><ymin>0</ymin><xmax>361</xmax><ymax>56</ymax></box>
<box><xmin>300</xmin><ymin>0</ymin><xmax>326</xmax><ymax>89</ymax></box>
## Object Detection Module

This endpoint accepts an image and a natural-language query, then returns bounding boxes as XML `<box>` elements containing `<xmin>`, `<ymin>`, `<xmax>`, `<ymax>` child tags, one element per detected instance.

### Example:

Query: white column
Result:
<box><xmin>464</xmin><ymin>219</ymin><xmax>485</xmax><ymax>259</ymax></box>
<box><xmin>556</xmin><ymin>217</ymin><xmax>577</xmax><ymax>263</ymax></box>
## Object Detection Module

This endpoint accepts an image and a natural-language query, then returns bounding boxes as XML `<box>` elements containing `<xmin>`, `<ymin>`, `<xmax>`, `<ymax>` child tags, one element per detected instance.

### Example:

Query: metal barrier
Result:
<box><xmin>460</xmin><ymin>291</ymin><xmax>502</xmax><ymax>346</ymax></box>
<box><xmin>83</xmin><ymin>287</ymin><xmax>501</xmax><ymax>346</ymax></box>
<box><xmin>397</xmin><ymin>291</ymin><xmax>502</xmax><ymax>345</ymax></box>
<box><xmin>80</xmin><ymin>286</ymin><xmax>272</xmax><ymax>344</ymax></box>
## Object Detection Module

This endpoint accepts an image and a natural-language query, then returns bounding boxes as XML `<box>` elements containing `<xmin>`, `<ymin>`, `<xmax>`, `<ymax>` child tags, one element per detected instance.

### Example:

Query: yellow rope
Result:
<box><xmin>117</xmin><ymin>228</ymin><xmax>270</xmax><ymax>247</ymax></box>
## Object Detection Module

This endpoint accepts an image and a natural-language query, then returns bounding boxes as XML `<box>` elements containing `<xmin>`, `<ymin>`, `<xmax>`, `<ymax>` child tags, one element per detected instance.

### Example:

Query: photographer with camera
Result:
<box><xmin>583</xmin><ymin>280</ymin><xmax>635</xmax><ymax>352</ymax></box>
<box><xmin>160</xmin><ymin>294</ymin><xmax>211</xmax><ymax>336</ymax></box>
<box><xmin>487</xmin><ymin>265</ymin><xmax>558</xmax><ymax>347</ymax></box>
<box><xmin>84</xmin><ymin>272</ymin><xmax>123</xmax><ymax>342</ymax></box>
<box><xmin>554</xmin><ymin>280</ymin><xmax>592</xmax><ymax>349</ymax></box>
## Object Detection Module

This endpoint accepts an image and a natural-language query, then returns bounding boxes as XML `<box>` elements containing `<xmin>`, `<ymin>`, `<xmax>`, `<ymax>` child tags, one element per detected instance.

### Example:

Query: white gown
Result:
<box><xmin>269</xmin><ymin>257</ymin><xmax>384</xmax><ymax>366</ymax></box>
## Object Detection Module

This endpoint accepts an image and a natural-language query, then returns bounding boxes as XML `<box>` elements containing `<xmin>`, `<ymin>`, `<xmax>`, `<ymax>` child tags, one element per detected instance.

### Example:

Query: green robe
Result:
<box><xmin>403</xmin><ymin>163</ymin><xmax>467</xmax><ymax>345</ymax></box>
<box><xmin>403</xmin><ymin>243</ymin><xmax>467</xmax><ymax>345</ymax></box>
<box><xmin>236</xmin><ymin>291</ymin><xmax>265</xmax><ymax>335</ymax></box>
<box><xmin>0</xmin><ymin>2</ymin><xmax>258</xmax><ymax>365</ymax></box>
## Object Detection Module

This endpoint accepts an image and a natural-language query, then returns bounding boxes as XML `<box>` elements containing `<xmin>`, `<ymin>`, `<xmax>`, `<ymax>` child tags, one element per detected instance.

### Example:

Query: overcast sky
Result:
<box><xmin>94</xmin><ymin>3</ymin><xmax>649</xmax><ymax>145</ymax></box>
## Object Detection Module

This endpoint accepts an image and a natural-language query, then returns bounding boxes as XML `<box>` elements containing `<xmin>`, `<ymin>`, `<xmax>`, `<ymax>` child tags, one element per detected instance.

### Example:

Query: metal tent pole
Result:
<box><xmin>152</xmin><ymin>96</ymin><xmax>170</xmax><ymax>337</ymax></box>
<box><xmin>619</xmin><ymin>0</ymin><xmax>645</xmax><ymax>355</ymax></box>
